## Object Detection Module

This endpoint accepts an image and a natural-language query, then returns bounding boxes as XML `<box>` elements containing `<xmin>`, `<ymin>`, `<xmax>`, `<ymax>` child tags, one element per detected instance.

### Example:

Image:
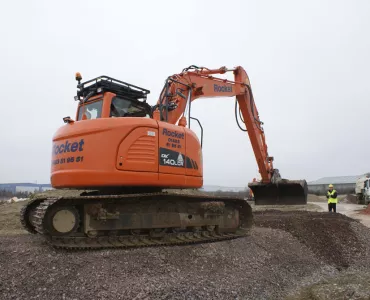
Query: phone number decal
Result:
<box><xmin>52</xmin><ymin>156</ymin><xmax>84</xmax><ymax>165</ymax></box>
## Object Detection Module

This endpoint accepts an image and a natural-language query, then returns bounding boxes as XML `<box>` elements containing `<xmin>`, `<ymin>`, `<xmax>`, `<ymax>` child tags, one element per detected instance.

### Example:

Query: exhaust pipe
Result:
<box><xmin>248</xmin><ymin>179</ymin><xmax>308</xmax><ymax>205</ymax></box>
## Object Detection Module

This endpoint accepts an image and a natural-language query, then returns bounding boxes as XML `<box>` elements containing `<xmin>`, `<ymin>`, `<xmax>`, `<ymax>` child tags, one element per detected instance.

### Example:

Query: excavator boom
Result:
<box><xmin>154</xmin><ymin>65</ymin><xmax>307</xmax><ymax>205</ymax></box>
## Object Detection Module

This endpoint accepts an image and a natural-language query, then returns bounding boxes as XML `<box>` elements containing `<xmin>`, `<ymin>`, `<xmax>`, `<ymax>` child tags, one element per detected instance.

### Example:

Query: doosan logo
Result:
<box><xmin>53</xmin><ymin>139</ymin><xmax>85</xmax><ymax>155</ymax></box>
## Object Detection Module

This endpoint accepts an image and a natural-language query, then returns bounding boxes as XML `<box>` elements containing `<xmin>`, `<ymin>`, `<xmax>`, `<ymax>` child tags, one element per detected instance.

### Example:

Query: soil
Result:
<box><xmin>1</xmin><ymin>201</ymin><xmax>370</xmax><ymax>299</ymax></box>
<box><xmin>307</xmin><ymin>194</ymin><xmax>322</xmax><ymax>202</ymax></box>
<box><xmin>340</xmin><ymin>194</ymin><xmax>358</xmax><ymax>204</ymax></box>
<box><xmin>0</xmin><ymin>200</ymin><xmax>29</xmax><ymax>235</ymax></box>
<box><xmin>360</xmin><ymin>204</ymin><xmax>370</xmax><ymax>215</ymax></box>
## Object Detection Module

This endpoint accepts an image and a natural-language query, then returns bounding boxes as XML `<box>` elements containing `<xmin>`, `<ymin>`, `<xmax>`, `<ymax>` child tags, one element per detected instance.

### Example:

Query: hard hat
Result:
<box><xmin>328</xmin><ymin>184</ymin><xmax>334</xmax><ymax>188</ymax></box>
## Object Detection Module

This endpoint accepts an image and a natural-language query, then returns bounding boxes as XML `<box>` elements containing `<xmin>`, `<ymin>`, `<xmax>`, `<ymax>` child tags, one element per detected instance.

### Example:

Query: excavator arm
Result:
<box><xmin>154</xmin><ymin>66</ymin><xmax>307</xmax><ymax>205</ymax></box>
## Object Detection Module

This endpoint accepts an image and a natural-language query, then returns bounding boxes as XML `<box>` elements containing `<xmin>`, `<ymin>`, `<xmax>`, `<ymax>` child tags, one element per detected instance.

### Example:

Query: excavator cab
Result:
<box><xmin>74</xmin><ymin>75</ymin><xmax>152</xmax><ymax>121</ymax></box>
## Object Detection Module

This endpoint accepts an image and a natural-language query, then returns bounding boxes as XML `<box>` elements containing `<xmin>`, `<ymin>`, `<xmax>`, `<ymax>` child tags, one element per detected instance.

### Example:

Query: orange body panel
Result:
<box><xmin>51</xmin><ymin>108</ymin><xmax>203</xmax><ymax>189</ymax></box>
<box><xmin>116</xmin><ymin>126</ymin><xmax>158</xmax><ymax>172</ymax></box>
<box><xmin>52</xmin><ymin>65</ymin><xmax>274</xmax><ymax>190</ymax></box>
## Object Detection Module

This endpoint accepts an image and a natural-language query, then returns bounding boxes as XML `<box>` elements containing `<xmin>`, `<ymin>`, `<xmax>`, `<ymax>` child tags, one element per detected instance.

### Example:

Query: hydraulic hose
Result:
<box><xmin>235</xmin><ymin>99</ymin><xmax>247</xmax><ymax>132</ymax></box>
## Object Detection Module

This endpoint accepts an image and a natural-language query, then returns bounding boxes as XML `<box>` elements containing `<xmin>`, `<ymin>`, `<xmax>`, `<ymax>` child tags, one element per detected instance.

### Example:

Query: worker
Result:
<box><xmin>326</xmin><ymin>184</ymin><xmax>338</xmax><ymax>213</ymax></box>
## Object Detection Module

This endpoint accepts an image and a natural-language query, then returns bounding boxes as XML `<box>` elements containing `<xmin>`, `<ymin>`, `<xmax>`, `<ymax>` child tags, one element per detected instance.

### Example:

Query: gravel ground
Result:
<box><xmin>287</xmin><ymin>271</ymin><xmax>370</xmax><ymax>300</ymax></box>
<box><xmin>1</xmin><ymin>210</ymin><xmax>370</xmax><ymax>300</ymax></box>
<box><xmin>254</xmin><ymin>210</ymin><xmax>368</xmax><ymax>270</ymax></box>
<box><xmin>0</xmin><ymin>228</ymin><xmax>328</xmax><ymax>300</ymax></box>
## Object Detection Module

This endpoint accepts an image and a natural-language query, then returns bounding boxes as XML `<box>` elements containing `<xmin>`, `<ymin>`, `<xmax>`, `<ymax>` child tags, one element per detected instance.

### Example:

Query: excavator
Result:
<box><xmin>20</xmin><ymin>65</ymin><xmax>307</xmax><ymax>249</ymax></box>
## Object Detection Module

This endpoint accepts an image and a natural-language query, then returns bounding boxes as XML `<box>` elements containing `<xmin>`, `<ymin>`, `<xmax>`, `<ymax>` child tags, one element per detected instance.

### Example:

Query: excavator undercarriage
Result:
<box><xmin>20</xmin><ymin>192</ymin><xmax>253</xmax><ymax>249</ymax></box>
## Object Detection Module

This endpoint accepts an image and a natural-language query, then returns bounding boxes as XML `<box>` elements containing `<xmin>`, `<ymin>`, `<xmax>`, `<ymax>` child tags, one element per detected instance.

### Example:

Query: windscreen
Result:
<box><xmin>77</xmin><ymin>100</ymin><xmax>103</xmax><ymax>120</ymax></box>
<box><xmin>110</xmin><ymin>96</ymin><xmax>149</xmax><ymax>118</ymax></box>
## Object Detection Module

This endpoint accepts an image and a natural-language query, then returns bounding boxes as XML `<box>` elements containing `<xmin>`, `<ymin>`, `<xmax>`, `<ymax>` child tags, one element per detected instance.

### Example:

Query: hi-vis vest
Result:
<box><xmin>327</xmin><ymin>190</ymin><xmax>338</xmax><ymax>204</ymax></box>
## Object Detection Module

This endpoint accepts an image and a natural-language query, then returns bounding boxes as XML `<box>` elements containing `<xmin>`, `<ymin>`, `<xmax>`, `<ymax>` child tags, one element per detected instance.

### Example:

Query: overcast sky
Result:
<box><xmin>0</xmin><ymin>0</ymin><xmax>369</xmax><ymax>187</ymax></box>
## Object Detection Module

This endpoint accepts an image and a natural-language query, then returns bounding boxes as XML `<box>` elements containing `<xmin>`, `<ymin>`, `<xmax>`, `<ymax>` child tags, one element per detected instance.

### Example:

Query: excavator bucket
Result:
<box><xmin>248</xmin><ymin>179</ymin><xmax>308</xmax><ymax>205</ymax></box>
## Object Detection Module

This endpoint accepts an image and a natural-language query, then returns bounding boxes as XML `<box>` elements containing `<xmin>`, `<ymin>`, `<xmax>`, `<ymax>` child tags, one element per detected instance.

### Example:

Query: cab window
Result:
<box><xmin>77</xmin><ymin>100</ymin><xmax>103</xmax><ymax>120</ymax></box>
<box><xmin>110</xmin><ymin>96</ymin><xmax>149</xmax><ymax>118</ymax></box>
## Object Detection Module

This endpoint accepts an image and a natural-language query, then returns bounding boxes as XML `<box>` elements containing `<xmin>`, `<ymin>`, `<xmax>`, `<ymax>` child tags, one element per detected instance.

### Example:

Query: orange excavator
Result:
<box><xmin>20</xmin><ymin>65</ymin><xmax>307</xmax><ymax>249</ymax></box>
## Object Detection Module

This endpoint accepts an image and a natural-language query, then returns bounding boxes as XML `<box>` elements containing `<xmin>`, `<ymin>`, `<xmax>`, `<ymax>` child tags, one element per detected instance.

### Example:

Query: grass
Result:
<box><xmin>0</xmin><ymin>200</ymin><xmax>29</xmax><ymax>235</ymax></box>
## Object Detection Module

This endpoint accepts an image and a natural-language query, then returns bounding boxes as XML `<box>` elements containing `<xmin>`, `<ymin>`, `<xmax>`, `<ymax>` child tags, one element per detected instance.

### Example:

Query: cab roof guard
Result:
<box><xmin>76</xmin><ymin>75</ymin><xmax>150</xmax><ymax>103</ymax></box>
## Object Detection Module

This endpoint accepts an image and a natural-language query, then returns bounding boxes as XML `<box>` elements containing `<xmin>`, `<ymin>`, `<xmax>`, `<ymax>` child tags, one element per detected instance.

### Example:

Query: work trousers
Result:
<box><xmin>328</xmin><ymin>203</ymin><xmax>336</xmax><ymax>213</ymax></box>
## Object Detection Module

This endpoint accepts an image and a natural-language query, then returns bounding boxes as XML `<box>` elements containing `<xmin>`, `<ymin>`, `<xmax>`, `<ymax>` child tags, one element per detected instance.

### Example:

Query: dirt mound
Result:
<box><xmin>361</xmin><ymin>204</ymin><xmax>370</xmax><ymax>215</ymax></box>
<box><xmin>254</xmin><ymin>210</ymin><xmax>366</xmax><ymax>270</ymax></box>
<box><xmin>340</xmin><ymin>194</ymin><xmax>358</xmax><ymax>204</ymax></box>
<box><xmin>307</xmin><ymin>194</ymin><xmax>322</xmax><ymax>202</ymax></box>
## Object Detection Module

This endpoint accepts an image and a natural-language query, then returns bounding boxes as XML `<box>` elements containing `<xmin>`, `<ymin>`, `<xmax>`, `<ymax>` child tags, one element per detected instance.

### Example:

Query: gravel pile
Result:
<box><xmin>287</xmin><ymin>271</ymin><xmax>370</xmax><ymax>300</ymax></box>
<box><xmin>340</xmin><ymin>194</ymin><xmax>358</xmax><ymax>204</ymax></box>
<box><xmin>254</xmin><ymin>211</ymin><xmax>368</xmax><ymax>270</ymax></box>
<box><xmin>0</xmin><ymin>211</ymin><xmax>369</xmax><ymax>300</ymax></box>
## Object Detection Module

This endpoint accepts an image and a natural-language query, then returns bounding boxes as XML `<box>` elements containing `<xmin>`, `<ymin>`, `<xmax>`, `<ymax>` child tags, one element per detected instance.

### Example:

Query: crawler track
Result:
<box><xmin>20</xmin><ymin>198</ymin><xmax>46</xmax><ymax>234</ymax></box>
<box><xmin>20</xmin><ymin>193</ymin><xmax>253</xmax><ymax>250</ymax></box>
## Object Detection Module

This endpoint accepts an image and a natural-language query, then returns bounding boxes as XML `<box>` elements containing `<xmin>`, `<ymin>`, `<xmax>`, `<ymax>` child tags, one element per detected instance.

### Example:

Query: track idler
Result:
<box><xmin>248</xmin><ymin>179</ymin><xmax>308</xmax><ymax>205</ymax></box>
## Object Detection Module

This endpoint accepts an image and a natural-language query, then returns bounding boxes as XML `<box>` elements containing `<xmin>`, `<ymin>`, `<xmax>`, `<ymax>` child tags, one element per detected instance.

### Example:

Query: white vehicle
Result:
<box><xmin>355</xmin><ymin>174</ymin><xmax>370</xmax><ymax>204</ymax></box>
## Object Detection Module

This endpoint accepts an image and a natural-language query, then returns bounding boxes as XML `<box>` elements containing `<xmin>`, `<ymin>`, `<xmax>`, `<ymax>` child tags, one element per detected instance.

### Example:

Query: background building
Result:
<box><xmin>308</xmin><ymin>174</ymin><xmax>368</xmax><ymax>195</ymax></box>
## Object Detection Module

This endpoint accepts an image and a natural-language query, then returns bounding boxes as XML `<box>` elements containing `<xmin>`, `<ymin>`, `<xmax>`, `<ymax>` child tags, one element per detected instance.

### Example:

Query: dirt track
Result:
<box><xmin>1</xmin><ymin>206</ymin><xmax>370</xmax><ymax>300</ymax></box>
